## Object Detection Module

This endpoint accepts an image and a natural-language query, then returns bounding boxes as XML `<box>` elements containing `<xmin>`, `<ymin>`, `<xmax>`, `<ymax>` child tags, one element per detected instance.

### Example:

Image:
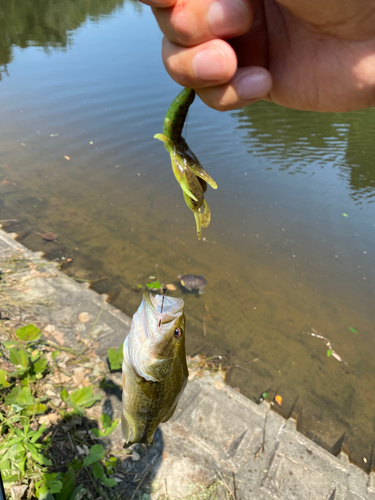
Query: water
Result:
<box><xmin>1</xmin><ymin>0</ymin><xmax>375</xmax><ymax>469</ymax></box>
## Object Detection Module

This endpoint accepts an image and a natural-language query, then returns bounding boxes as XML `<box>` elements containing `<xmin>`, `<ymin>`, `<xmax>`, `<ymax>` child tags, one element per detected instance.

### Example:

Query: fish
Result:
<box><xmin>121</xmin><ymin>292</ymin><xmax>188</xmax><ymax>446</ymax></box>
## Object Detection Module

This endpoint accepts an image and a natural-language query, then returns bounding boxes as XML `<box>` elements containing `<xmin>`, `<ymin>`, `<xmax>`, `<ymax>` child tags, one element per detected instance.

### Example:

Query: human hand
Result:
<box><xmin>140</xmin><ymin>0</ymin><xmax>375</xmax><ymax>112</ymax></box>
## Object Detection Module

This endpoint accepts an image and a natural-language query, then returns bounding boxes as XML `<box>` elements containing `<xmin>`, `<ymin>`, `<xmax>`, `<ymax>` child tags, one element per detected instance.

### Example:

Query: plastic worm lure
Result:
<box><xmin>154</xmin><ymin>88</ymin><xmax>217</xmax><ymax>240</ymax></box>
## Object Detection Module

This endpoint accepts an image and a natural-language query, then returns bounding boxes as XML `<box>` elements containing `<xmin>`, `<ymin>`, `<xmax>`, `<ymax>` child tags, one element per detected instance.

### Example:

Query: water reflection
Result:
<box><xmin>0</xmin><ymin>0</ymin><xmax>140</xmax><ymax>75</ymax></box>
<box><xmin>234</xmin><ymin>102</ymin><xmax>375</xmax><ymax>202</ymax></box>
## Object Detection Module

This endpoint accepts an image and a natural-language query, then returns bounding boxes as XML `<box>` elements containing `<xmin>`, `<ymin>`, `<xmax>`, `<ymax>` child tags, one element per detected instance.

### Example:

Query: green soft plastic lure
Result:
<box><xmin>154</xmin><ymin>88</ymin><xmax>217</xmax><ymax>240</ymax></box>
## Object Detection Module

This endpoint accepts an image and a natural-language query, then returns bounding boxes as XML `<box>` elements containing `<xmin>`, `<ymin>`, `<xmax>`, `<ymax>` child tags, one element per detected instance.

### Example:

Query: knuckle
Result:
<box><xmin>169</xmin><ymin>11</ymin><xmax>200</xmax><ymax>46</ymax></box>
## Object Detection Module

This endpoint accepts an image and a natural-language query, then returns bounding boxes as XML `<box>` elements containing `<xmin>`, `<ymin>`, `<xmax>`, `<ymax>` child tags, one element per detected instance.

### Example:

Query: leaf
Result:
<box><xmin>69</xmin><ymin>458</ymin><xmax>83</xmax><ymax>471</ymax></box>
<box><xmin>70</xmin><ymin>387</ymin><xmax>101</xmax><ymax>408</ymax></box>
<box><xmin>30</xmin><ymin>423</ymin><xmax>46</xmax><ymax>443</ymax></box>
<box><xmin>33</xmin><ymin>357</ymin><xmax>48</xmax><ymax>373</ymax></box>
<box><xmin>30</xmin><ymin>350</ymin><xmax>41</xmax><ymax>363</ymax></box>
<box><xmin>146</xmin><ymin>280</ymin><xmax>161</xmax><ymax>290</ymax></box>
<box><xmin>9</xmin><ymin>347</ymin><xmax>29</xmax><ymax>368</ymax></box>
<box><xmin>67</xmin><ymin>484</ymin><xmax>84</xmax><ymax>500</ymax></box>
<box><xmin>51</xmin><ymin>351</ymin><xmax>60</xmax><ymax>361</ymax></box>
<box><xmin>101</xmin><ymin>413</ymin><xmax>111</xmax><ymax>429</ymax></box>
<box><xmin>8</xmin><ymin>367</ymin><xmax>29</xmax><ymax>378</ymax></box>
<box><xmin>16</xmin><ymin>324</ymin><xmax>42</xmax><ymax>342</ymax></box>
<box><xmin>0</xmin><ymin>369</ymin><xmax>9</xmax><ymax>387</ymax></box>
<box><xmin>18</xmin><ymin>349</ymin><xmax>29</xmax><ymax>368</ymax></box>
<box><xmin>2</xmin><ymin>472</ymin><xmax>19</xmax><ymax>484</ymax></box>
<box><xmin>36</xmin><ymin>473</ymin><xmax>62</xmax><ymax>497</ymax></box>
<box><xmin>55</xmin><ymin>469</ymin><xmax>76</xmax><ymax>500</ymax></box>
<box><xmin>9</xmin><ymin>347</ymin><xmax>22</xmax><ymax>366</ymax></box>
<box><xmin>327</xmin><ymin>349</ymin><xmax>332</xmax><ymax>357</ymax></box>
<box><xmin>4</xmin><ymin>386</ymin><xmax>21</xmax><ymax>405</ymax></box>
<box><xmin>26</xmin><ymin>442</ymin><xmax>52</xmax><ymax>466</ymax></box>
<box><xmin>342</xmin><ymin>213</ymin><xmax>348</xmax><ymax>217</ymax></box>
<box><xmin>349</xmin><ymin>327</ymin><xmax>358</xmax><ymax>334</ymax></box>
<box><xmin>3</xmin><ymin>340</ymin><xmax>21</xmax><ymax>348</ymax></box>
<box><xmin>274</xmin><ymin>395</ymin><xmax>283</xmax><ymax>406</ymax></box>
<box><xmin>83</xmin><ymin>444</ymin><xmax>104</xmax><ymax>466</ymax></box>
<box><xmin>67</xmin><ymin>401</ymin><xmax>85</xmax><ymax>416</ymax></box>
<box><xmin>92</xmin><ymin>461</ymin><xmax>116</xmax><ymax>487</ymax></box>
<box><xmin>0</xmin><ymin>459</ymin><xmax>10</xmax><ymax>470</ymax></box>
<box><xmin>16</xmin><ymin>387</ymin><xmax>34</xmax><ymax>407</ymax></box>
<box><xmin>21</xmin><ymin>403</ymin><xmax>47</xmax><ymax>416</ymax></box>
<box><xmin>60</xmin><ymin>388</ymin><xmax>69</xmax><ymax>402</ymax></box>
<box><xmin>107</xmin><ymin>347</ymin><xmax>122</xmax><ymax>371</ymax></box>
<box><xmin>261</xmin><ymin>392</ymin><xmax>269</xmax><ymax>400</ymax></box>
<box><xmin>91</xmin><ymin>417</ymin><xmax>118</xmax><ymax>437</ymax></box>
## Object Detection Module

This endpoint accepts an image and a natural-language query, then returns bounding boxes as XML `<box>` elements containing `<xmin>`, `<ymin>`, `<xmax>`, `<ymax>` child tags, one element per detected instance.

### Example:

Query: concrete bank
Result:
<box><xmin>1</xmin><ymin>227</ymin><xmax>374</xmax><ymax>499</ymax></box>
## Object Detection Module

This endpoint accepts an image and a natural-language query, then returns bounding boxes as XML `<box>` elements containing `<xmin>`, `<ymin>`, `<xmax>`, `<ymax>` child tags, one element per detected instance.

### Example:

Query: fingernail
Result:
<box><xmin>208</xmin><ymin>0</ymin><xmax>250</xmax><ymax>37</ymax></box>
<box><xmin>193</xmin><ymin>48</ymin><xmax>227</xmax><ymax>81</ymax></box>
<box><xmin>237</xmin><ymin>70</ymin><xmax>271</xmax><ymax>100</ymax></box>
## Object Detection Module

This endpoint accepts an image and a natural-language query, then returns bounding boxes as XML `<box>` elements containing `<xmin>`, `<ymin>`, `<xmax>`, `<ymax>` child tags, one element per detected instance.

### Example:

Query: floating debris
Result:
<box><xmin>275</xmin><ymin>395</ymin><xmax>283</xmax><ymax>406</ymax></box>
<box><xmin>307</xmin><ymin>328</ymin><xmax>347</xmax><ymax>364</ymax></box>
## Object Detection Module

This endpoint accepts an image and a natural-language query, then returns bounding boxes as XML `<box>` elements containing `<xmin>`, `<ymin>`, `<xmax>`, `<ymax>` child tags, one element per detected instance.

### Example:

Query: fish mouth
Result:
<box><xmin>144</xmin><ymin>292</ymin><xmax>184</xmax><ymax>327</ymax></box>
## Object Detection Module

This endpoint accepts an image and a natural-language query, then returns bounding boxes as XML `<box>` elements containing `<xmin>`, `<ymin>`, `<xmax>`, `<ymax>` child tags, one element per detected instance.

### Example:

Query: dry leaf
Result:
<box><xmin>66</xmin><ymin>258</ymin><xmax>72</xmax><ymax>263</ymax></box>
<box><xmin>78</xmin><ymin>312</ymin><xmax>90</xmax><ymax>323</ymax></box>
<box><xmin>64</xmin><ymin>155</ymin><xmax>70</xmax><ymax>161</ymax></box>
<box><xmin>52</xmin><ymin>330</ymin><xmax>65</xmax><ymax>346</ymax></box>
<box><xmin>53</xmin><ymin>371</ymin><xmax>71</xmax><ymax>385</ymax></box>
<box><xmin>275</xmin><ymin>395</ymin><xmax>283</xmax><ymax>406</ymax></box>
<box><xmin>10</xmin><ymin>485</ymin><xmax>28</xmax><ymax>500</ymax></box>
<box><xmin>39</xmin><ymin>413</ymin><xmax>60</xmax><ymax>427</ymax></box>
<box><xmin>44</xmin><ymin>324</ymin><xmax>55</xmax><ymax>333</ymax></box>
<box><xmin>166</xmin><ymin>284</ymin><xmax>177</xmax><ymax>291</ymax></box>
<box><xmin>72</xmin><ymin>367</ymin><xmax>87</xmax><ymax>386</ymax></box>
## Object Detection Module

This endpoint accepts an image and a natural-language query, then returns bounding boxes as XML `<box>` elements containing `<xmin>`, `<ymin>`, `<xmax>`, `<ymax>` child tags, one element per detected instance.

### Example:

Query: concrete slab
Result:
<box><xmin>1</xmin><ymin>227</ymin><xmax>374</xmax><ymax>500</ymax></box>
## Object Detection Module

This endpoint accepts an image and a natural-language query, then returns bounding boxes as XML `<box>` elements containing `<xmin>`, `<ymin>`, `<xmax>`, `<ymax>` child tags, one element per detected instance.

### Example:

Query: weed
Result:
<box><xmin>0</xmin><ymin>323</ymin><xmax>118</xmax><ymax>500</ymax></box>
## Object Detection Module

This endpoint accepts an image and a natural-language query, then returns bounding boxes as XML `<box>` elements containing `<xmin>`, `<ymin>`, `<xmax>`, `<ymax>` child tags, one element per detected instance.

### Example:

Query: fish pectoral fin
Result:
<box><xmin>121</xmin><ymin>411</ymin><xmax>133</xmax><ymax>444</ymax></box>
<box><xmin>161</xmin><ymin>404</ymin><xmax>178</xmax><ymax>423</ymax></box>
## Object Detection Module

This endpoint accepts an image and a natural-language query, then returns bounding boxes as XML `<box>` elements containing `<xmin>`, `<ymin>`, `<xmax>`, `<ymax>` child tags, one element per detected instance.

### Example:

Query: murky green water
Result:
<box><xmin>1</xmin><ymin>0</ymin><xmax>375</xmax><ymax>469</ymax></box>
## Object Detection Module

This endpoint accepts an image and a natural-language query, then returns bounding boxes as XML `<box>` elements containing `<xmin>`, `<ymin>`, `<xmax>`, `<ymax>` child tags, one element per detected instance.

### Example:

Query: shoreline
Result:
<box><xmin>1</xmin><ymin>226</ymin><xmax>375</xmax><ymax>499</ymax></box>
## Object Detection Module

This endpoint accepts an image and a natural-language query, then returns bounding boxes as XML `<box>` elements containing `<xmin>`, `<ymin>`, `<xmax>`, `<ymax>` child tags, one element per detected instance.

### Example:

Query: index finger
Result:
<box><xmin>139</xmin><ymin>0</ymin><xmax>176</xmax><ymax>7</ymax></box>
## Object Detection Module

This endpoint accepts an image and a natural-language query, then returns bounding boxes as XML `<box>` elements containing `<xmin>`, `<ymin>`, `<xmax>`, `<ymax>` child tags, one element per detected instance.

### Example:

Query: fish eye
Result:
<box><xmin>174</xmin><ymin>327</ymin><xmax>183</xmax><ymax>339</ymax></box>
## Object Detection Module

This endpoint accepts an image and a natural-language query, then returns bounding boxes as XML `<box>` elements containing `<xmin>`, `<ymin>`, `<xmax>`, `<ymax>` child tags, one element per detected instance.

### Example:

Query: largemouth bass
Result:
<box><xmin>122</xmin><ymin>292</ymin><xmax>188</xmax><ymax>446</ymax></box>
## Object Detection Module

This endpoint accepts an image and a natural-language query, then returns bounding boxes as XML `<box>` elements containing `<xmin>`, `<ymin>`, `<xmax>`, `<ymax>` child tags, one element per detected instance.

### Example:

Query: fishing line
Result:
<box><xmin>161</xmin><ymin>105</ymin><xmax>191</xmax><ymax>301</ymax></box>
<box><xmin>159</xmin><ymin>97</ymin><xmax>192</xmax><ymax>320</ymax></box>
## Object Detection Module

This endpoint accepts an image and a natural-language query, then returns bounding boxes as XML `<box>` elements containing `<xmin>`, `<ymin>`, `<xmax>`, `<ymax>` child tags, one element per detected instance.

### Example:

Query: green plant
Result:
<box><xmin>0</xmin><ymin>323</ymin><xmax>119</xmax><ymax>499</ymax></box>
<box><xmin>146</xmin><ymin>280</ymin><xmax>161</xmax><ymax>291</ymax></box>
<box><xmin>107</xmin><ymin>344</ymin><xmax>123</xmax><ymax>371</ymax></box>
<box><xmin>91</xmin><ymin>413</ymin><xmax>119</xmax><ymax>438</ymax></box>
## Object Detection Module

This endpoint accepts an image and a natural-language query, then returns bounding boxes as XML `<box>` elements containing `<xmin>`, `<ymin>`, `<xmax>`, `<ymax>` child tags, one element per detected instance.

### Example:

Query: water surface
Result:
<box><xmin>0</xmin><ymin>0</ymin><xmax>375</xmax><ymax>469</ymax></box>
